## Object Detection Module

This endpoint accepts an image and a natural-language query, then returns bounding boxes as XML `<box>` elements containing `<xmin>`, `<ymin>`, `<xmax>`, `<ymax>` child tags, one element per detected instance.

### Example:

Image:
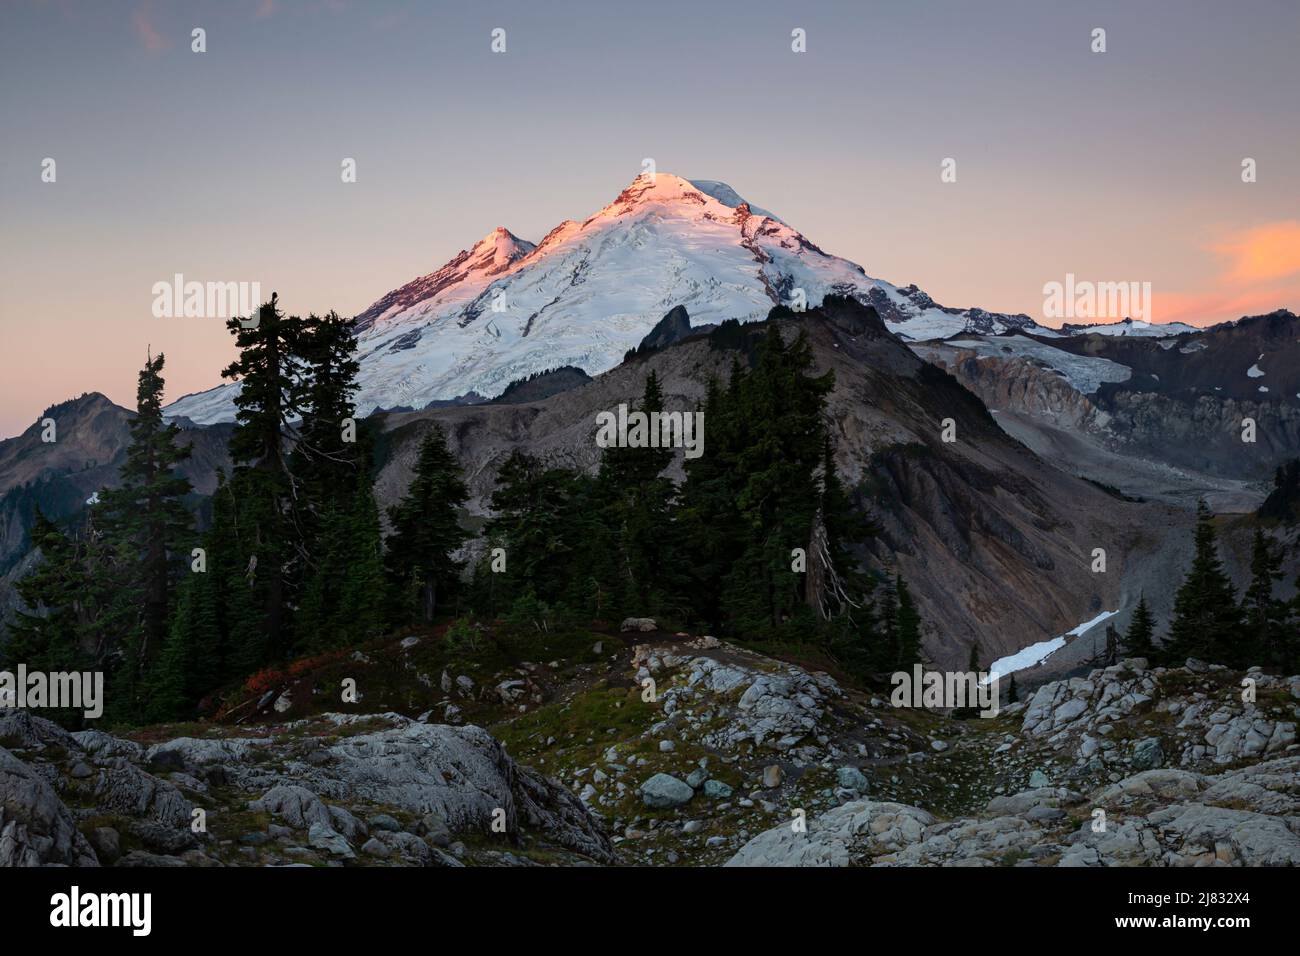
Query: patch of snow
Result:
<box><xmin>984</xmin><ymin>609</ymin><xmax>1118</xmax><ymax>683</ymax></box>
<box><xmin>1247</xmin><ymin>364</ymin><xmax>1265</xmax><ymax>378</ymax></box>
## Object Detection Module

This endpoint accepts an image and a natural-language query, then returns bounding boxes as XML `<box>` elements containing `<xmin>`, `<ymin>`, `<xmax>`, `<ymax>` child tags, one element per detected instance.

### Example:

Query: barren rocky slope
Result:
<box><xmin>2</xmin><ymin>624</ymin><xmax>1294</xmax><ymax>867</ymax></box>
<box><xmin>374</xmin><ymin>299</ymin><xmax>1173</xmax><ymax>668</ymax></box>
<box><xmin>916</xmin><ymin>311</ymin><xmax>1300</xmax><ymax>510</ymax></box>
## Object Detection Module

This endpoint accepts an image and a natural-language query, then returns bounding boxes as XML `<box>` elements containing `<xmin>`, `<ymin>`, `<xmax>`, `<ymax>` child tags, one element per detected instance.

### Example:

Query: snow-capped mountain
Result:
<box><xmin>1057</xmin><ymin>317</ymin><xmax>1202</xmax><ymax>338</ymax></box>
<box><xmin>165</xmin><ymin>173</ymin><xmax>1043</xmax><ymax>424</ymax></box>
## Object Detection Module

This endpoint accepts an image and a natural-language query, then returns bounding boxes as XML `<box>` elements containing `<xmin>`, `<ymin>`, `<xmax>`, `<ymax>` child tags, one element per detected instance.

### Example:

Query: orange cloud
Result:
<box><xmin>1151</xmin><ymin>287</ymin><xmax>1297</xmax><ymax>327</ymax></box>
<box><xmin>1147</xmin><ymin>221</ymin><xmax>1300</xmax><ymax>326</ymax></box>
<box><xmin>1212</xmin><ymin>221</ymin><xmax>1300</xmax><ymax>283</ymax></box>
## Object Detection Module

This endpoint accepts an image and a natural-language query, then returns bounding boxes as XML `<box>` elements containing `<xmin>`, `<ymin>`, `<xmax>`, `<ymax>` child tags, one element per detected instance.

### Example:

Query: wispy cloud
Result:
<box><xmin>132</xmin><ymin>2</ymin><xmax>169</xmax><ymax>52</ymax></box>
<box><xmin>1212</xmin><ymin>221</ymin><xmax>1300</xmax><ymax>283</ymax></box>
<box><xmin>1155</xmin><ymin>221</ymin><xmax>1300</xmax><ymax>326</ymax></box>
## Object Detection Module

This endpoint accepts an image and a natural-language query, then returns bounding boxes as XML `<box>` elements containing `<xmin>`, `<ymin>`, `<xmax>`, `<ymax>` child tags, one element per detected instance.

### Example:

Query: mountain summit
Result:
<box><xmin>166</xmin><ymin>173</ymin><xmax>1037</xmax><ymax>424</ymax></box>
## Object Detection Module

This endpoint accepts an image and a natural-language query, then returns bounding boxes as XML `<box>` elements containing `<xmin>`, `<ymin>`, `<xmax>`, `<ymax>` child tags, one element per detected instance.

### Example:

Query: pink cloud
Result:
<box><xmin>132</xmin><ymin>3</ymin><xmax>169</xmax><ymax>52</ymax></box>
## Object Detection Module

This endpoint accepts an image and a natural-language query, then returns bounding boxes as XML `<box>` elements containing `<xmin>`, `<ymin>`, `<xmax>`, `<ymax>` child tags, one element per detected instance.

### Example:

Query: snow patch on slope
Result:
<box><xmin>985</xmin><ymin>609</ymin><xmax>1119</xmax><ymax>682</ymax></box>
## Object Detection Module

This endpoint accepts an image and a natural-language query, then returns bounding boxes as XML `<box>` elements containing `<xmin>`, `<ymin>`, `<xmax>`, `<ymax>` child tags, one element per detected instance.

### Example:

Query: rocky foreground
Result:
<box><xmin>1</xmin><ymin>630</ymin><xmax>1296</xmax><ymax>867</ymax></box>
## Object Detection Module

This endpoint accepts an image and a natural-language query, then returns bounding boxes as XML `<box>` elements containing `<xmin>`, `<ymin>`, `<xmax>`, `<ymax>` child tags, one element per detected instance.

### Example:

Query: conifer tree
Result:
<box><xmin>385</xmin><ymin>425</ymin><xmax>470</xmax><ymax>625</ymax></box>
<box><xmin>716</xmin><ymin>325</ymin><xmax>833</xmax><ymax>633</ymax></box>
<box><xmin>676</xmin><ymin>375</ymin><xmax>738</xmax><ymax>630</ymax></box>
<box><xmin>1165</xmin><ymin>501</ymin><xmax>1243</xmax><ymax>666</ymax></box>
<box><xmin>596</xmin><ymin>371</ymin><xmax>676</xmax><ymax>614</ymax></box>
<box><xmin>893</xmin><ymin>575</ymin><xmax>923</xmax><ymax>668</ymax></box>
<box><xmin>1241</xmin><ymin>527</ymin><xmax>1288</xmax><ymax>669</ymax></box>
<box><xmin>219</xmin><ymin>295</ymin><xmax>309</xmax><ymax>661</ymax></box>
<box><xmin>95</xmin><ymin>352</ymin><xmax>194</xmax><ymax>666</ymax></box>
<box><xmin>1121</xmin><ymin>594</ymin><xmax>1156</xmax><ymax>659</ymax></box>
<box><xmin>5</xmin><ymin>510</ymin><xmax>88</xmax><ymax>674</ymax></box>
<box><xmin>292</xmin><ymin>311</ymin><xmax>364</xmax><ymax>518</ymax></box>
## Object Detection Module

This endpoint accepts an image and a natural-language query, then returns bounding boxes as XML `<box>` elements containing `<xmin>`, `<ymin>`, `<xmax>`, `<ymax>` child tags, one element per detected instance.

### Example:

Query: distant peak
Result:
<box><xmin>612</xmin><ymin>172</ymin><xmax>706</xmax><ymax>206</ymax></box>
<box><xmin>475</xmin><ymin>226</ymin><xmax>526</xmax><ymax>248</ymax></box>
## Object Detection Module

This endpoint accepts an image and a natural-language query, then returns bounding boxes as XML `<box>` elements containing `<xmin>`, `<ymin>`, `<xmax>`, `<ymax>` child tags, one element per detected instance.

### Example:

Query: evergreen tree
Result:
<box><xmin>5</xmin><ymin>510</ymin><xmax>89</xmax><ymax>675</ymax></box>
<box><xmin>702</xmin><ymin>326</ymin><xmax>834</xmax><ymax>634</ymax></box>
<box><xmin>385</xmin><ymin>425</ymin><xmax>470</xmax><ymax>625</ymax></box>
<box><xmin>483</xmin><ymin>450</ymin><xmax>597</xmax><ymax>613</ymax></box>
<box><xmin>1007</xmin><ymin>674</ymin><xmax>1018</xmax><ymax>704</ymax></box>
<box><xmin>893</xmin><ymin>575</ymin><xmax>923</xmax><ymax>668</ymax></box>
<box><xmin>675</xmin><ymin>376</ymin><xmax>739</xmax><ymax>630</ymax></box>
<box><xmin>1241</xmin><ymin>527</ymin><xmax>1289</xmax><ymax>669</ymax></box>
<box><xmin>2</xmin><ymin>510</ymin><xmax>119</xmax><ymax>725</ymax></box>
<box><xmin>812</xmin><ymin>436</ymin><xmax>874</xmax><ymax>620</ymax></box>
<box><xmin>1121</xmin><ymin>594</ymin><xmax>1156</xmax><ymax>659</ymax></box>
<box><xmin>94</xmin><ymin>352</ymin><xmax>193</xmax><ymax>668</ymax></box>
<box><xmin>292</xmin><ymin>311</ymin><xmax>364</xmax><ymax>518</ymax></box>
<box><xmin>146</xmin><ymin>564</ymin><xmax>220</xmax><ymax>721</ymax></box>
<box><xmin>289</xmin><ymin>311</ymin><xmax>385</xmax><ymax>650</ymax></box>
<box><xmin>219</xmin><ymin>294</ymin><xmax>309</xmax><ymax>662</ymax></box>
<box><xmin>1164</xmin><ymin>501</ymin><xmax>1243</xmax><ymax>666</ymax></box>
<box><xmin>595</xmin><ymin>371</ymin><xmax>677</xmax><ymax>615</ymax></box>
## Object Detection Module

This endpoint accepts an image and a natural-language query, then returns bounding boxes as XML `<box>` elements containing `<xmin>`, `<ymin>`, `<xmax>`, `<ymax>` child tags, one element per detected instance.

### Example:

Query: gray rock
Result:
<box><xmin>702</xmin><ymin>779</ymin><xmax>733</xmax><ymax>799</ymax></box>
<box><xmin>1131</xmin><ymin>737</ymin><xmax>1164</xmax><ymax>770</ymax></box>
<box><xmin>307</xmin><ymin>822</ymin><xmax>355</xmax><ymax>858</ymax></box>
<box><xmin>836</xmin><ymin>767</ymin><xmax>869</xmax><ymax>792</ymax></box>
<box><xmin>89</xmin><ymin>826</ymin><xmax>121</xmax><ymax>864</ymax></box>
<box><xmin>726</xmin><ymin>801</ymin><xmax>936</xmax><ymax>867</ymax></box>
<box><xmin>0</xmin><ymin>747</ymin><xmax>99</xmax><ymax>867</ymax></box>
<box><xmin>639</xmin><ymin>773</ymin><xmax>695</xmax><ymax>808</ymax></box>
<box><xmin>249</xmin><ymin>784</ymin><xmax>333</xmax><ymax>830</ymax></box>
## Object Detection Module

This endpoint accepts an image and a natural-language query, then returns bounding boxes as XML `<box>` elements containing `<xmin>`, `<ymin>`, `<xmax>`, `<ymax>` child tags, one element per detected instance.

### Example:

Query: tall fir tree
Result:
<box><xmin>219</xmin><ymin>294</ymin><xmax>309</xmax><ymax>663</ymax></box>
<box><xmin>95</xmin><ymin>352</ymin><xmax>194</xmax><ymax>673</ymax></box>
<box><xmin>1164</xmin><ymin>501</ymin><xmax>1243</xmax><ymax>666</ymax></box>
<box><xmin>290</xmin><ymin>311</ymin><xmax>385</xmax><ymax>650</ymax></box>
<box><xmin>385</xmin><ymin>425</ymin><xmax>470</xmax><ymax>625</ymax></box>
<box><xmin>711</xmin><ymin>325</ymin><xmax>834</xmax><ymax>634</ymax></box>
<box><xmin>595</xmin><ymin>371</ymin><xmax>677</xmax><ymax>615</ymax></box>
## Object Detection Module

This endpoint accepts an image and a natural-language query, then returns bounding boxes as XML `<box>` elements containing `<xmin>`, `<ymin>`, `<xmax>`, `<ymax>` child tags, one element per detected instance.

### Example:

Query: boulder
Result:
<box><xmin>639</xmin><ymin>773</ymin><xmax>694</xmax><ymax>808</ymax></box>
